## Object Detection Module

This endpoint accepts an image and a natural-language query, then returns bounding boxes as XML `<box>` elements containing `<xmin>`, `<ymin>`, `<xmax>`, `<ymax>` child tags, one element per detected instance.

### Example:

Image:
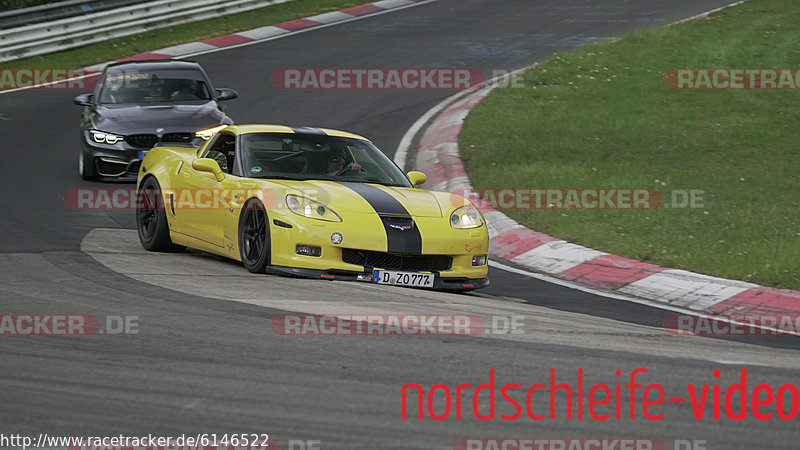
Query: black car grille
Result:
<box><xmin>125</xmin><ymin>132</ymin><xmax>194</xmax><ymax>148</ymax></box>
<box><xmin>127</xmin><ymin>160</ymin><xmax>141</xmax><ymax>173</ymax></box>
<box><xmin>126</xmin><ymin>134</ymin><xmax>158</xmax><ymax>148</ymax></box>
<box><xmin>162</xmin><ymin>132</ymin><xmax>194</xmax><ymax>143</ymax></box>
<box><xmin>342</xmin><ymin>249</ymin><xmax>452</xmax><ymax>272</ymax></box>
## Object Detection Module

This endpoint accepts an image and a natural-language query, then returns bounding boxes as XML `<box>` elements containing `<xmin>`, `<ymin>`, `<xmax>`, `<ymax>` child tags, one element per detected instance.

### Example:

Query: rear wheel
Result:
<box><xmin>79</xmin><ymin>149</ymin><xmax>97</xmax><ymax>180</ymax></box>
<box><xmin>136</xmin><ymin>176</ymin><xmax>184</xmax><ymax>252</ymax></box>
<box><xmin>239</xmin><ymin>199</ymin><xmax>270</xmax><ymax>273</ymax></box>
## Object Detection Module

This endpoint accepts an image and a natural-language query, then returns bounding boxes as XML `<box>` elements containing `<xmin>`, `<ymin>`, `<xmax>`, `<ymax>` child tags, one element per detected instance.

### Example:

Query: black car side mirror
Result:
<box><xmin>73</xmin><ymin>93</ymin><xmax>93</xmax><ymax>106</ymax></box>
<box><xmin>216</xmin><ymin>88</ymin><xmax>238</xmax><ymax>101</ymax></box>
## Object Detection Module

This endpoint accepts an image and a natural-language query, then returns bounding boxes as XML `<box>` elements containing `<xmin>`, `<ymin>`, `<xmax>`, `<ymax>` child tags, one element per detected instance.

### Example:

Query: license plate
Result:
<box><xmin>137</xmin><ymin>150</ymin><xmax>149</xmax><ymax>160</ymax></box>
<box><xmin>372</xmin><ymin>270</ymin><xmax>434</xmax><ymax>288</ymax></box>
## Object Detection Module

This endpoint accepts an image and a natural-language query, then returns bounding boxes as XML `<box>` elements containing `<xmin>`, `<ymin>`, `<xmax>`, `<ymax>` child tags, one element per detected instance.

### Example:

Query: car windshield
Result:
<box><xmin>98</xmin><ymin>68</ymin><xmax>212</xmax><ymax>104</ymax></box>
<box><xmin>241</xmin><ymin>133</ymin><xmax>412</xmax><ymax>187</ymax></box>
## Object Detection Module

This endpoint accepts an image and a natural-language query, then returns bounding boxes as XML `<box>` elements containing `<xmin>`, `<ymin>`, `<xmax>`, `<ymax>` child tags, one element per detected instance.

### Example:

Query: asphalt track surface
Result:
<box><xmin>2</xmin><ymin>1</ymin><xmax>799</xmax><ymax>449</ymax></box>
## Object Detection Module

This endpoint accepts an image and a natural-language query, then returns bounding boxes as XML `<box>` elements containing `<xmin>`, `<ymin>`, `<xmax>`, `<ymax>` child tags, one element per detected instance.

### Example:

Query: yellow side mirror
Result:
<box><xmin>192</xmin><ymin>159</ymin><xmax>225</xmax><ymax>182</ymax></box>
<box><xmin>406</xmin><ymin>171</ymin><xmax>427</xmax><ymax>186</ymax></box>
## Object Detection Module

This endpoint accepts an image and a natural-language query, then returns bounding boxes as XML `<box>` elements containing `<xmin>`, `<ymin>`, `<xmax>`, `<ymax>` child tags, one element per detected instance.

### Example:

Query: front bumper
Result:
<box><xmin>261</xmin><ymin>211</ymin><xmax>490</xmax><ymax>291</ymax></box>
<box><xmin>82</xmin><ymin>140</ymin><xmax>147</xmax><ymax>180</ymax></box>
<box><xmin>266</xmin><ymin>265</ymin><xmax>489</xmax><ymax>291</ymax></box>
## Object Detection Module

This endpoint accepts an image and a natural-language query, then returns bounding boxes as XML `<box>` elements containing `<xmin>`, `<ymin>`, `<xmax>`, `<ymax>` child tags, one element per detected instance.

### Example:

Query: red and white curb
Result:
<box><xmin>85</xmin><ymin>0</ymin><xmax>433</xmax><ymax>71</ymax></box>
<box><xmin>398</xmin><ymin>72</ymin><xmax>800</xmax><ymax>320</ymax></box>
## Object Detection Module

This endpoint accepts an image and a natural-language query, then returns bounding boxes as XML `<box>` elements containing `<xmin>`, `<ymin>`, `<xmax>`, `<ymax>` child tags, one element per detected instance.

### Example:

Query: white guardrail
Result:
<box><xmin>0</xmin><ymin>0</ymin><xmax>294</xmax><ymax>63</ymax></box>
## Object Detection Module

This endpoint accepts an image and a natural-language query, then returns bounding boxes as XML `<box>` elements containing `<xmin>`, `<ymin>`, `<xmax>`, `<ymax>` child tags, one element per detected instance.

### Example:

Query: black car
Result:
<box><xmin>73</xmin><ymin>60</ymin><xmax>238</xmax><ymax>181</ymax></box>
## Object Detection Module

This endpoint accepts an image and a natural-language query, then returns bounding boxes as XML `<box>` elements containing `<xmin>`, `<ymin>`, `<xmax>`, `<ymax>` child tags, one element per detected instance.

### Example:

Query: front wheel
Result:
<box><xmin>238</xmin><ymin>199</ymin><xmax>270</xmax><ymax>273</ymax></box>
<box><xmin>79</xmin><ymin>149</ymin><xmax>97</xmax><ymax>180</ymax></box>
<box><xmin>136</xmin><ymin>177</ymin><xmax>185</xmax><ymax>252</ymax></box>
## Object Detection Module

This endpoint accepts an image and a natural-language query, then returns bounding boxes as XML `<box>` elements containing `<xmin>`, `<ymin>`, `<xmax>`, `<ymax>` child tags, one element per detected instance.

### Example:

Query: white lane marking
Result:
<box><xmin>671</xmin><ymin>0</ymin><xmax>747</xmax><ymax>25</ymax></box>
<box><xmin>709</xmin><ymin>360</ymin><xmax>774</xmax><ymax>367</ymax></box>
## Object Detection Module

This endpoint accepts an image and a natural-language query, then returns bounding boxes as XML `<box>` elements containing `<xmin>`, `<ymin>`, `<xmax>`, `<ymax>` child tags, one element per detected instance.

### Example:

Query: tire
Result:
<box><xmin>79</xmin><ymin>149</ymin><xmax>97</xmax><ymax>180</ymax></box>
<box><xmin>238</xmin><ymin>199</ymin><xmax>270</xmax><ymax>273</ymax></box>
<box><xmin>136</xmin><ymin>176</ymin><xmax>185</xmax><ymax>252</ymax></box>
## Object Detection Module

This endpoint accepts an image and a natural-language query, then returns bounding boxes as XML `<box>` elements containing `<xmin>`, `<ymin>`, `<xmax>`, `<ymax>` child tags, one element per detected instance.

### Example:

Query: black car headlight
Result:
<box><xmin>90</xmin><ymin>130</ymin><xmax>124</xmax><ymax>145</ymax></box>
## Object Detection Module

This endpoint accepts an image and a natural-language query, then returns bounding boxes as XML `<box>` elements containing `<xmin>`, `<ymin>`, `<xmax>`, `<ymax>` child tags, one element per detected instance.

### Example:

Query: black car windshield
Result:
<box><xmin>241</xmin><ymin>133</ymin><xmax>412</xmax><ymax>187</ymax></box>
<box><xmin>99</xmin><ymin>68</ymin><xmax>212</xmax><ymax>104</ymax></box>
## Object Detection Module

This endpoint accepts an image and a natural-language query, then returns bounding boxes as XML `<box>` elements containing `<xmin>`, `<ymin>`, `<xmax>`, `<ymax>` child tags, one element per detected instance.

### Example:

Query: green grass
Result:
<box><xmin>1</xmin><ymin>0</ymin><xmax>360</xmax><ymax>69</ymax></box>
<box><xmin>460</xmin><ymin>0</ymin><xmax>800</xmax><ymax>289</ymax></box>
<box><xmin>1</xmin><ymin>0</ymin><xmax>59</xmax><ymax>12</ymax></box>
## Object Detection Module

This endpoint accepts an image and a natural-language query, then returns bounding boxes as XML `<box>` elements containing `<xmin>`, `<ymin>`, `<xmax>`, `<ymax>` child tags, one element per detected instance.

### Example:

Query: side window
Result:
<box><xmin>203</xmin><ymin>133</ymin><xmax>236</xmax><ymax>174</ymax></box>
<box><xmin>93</xmin><ymin>74</ymin><xmax>104</xmax><ymax>102</ymax></box>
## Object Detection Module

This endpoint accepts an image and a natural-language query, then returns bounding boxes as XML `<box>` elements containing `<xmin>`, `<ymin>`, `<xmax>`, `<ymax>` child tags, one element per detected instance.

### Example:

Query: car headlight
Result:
<box><xmin>195</xmin><ymin>125</ymin><xmax>227</xmax><ymax>140</ymax></box>
<box><xmin>286</xmin><ymin>194</ymin><xmax>342</xmax><ymax>222</ymax></box>
<box><xmin>450</xmin><ymin>205</ymin><xmax>484</xmax><ymax>229</ymax></box>
<box><xmin>90</xmin><ymin>130</ymin><xmax>124</xmax><ymax>144</ymax></box>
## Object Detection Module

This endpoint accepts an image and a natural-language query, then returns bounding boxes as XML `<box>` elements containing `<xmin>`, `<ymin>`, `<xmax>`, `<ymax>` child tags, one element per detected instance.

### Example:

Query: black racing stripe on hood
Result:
<box><xmin>338</xmin><ymin>182</ymin><xmax>408</xmax><ymax>216</ymax></box>
<box><xmin>337</xmin><ymin>182</ymin><xmax>422</xmax><ymax>255</ymax></box>
<box><xmin>290</xmin><ymin>126</ymin><xmax>325</xmax><ymax>135</ymax></box>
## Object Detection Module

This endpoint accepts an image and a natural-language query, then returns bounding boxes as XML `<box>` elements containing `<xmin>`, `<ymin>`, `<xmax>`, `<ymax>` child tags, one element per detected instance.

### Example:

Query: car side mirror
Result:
<box><xmin>73</xmin><ymin>93</ymin><xmax>93</xmax><ymax>106</ymax></box>
<box><xmin>192</xmin><ymin>159</ymin><xmax>225</xmax><ymax>182</ymax></box>
<box><xmin>216</xmin><ymin>88</ymin><xmax>238</xmax><ymax>101</ymax></box>
<box><xmin>406</xmin><ymin>171</ymin><xmax>427</xmax><ymax>186</ymax></box>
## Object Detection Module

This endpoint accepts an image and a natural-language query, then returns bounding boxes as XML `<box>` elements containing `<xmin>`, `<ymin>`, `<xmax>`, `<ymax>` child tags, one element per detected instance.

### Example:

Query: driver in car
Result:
<box><xmin>169</xmin><ymin>79</ymin><xmax>198</xmax><ymax>100</ymax></box>
<box><xmin>326</xmin><ymin>154</ymin><xmax>362</xmax><ymax>175</ymax></box>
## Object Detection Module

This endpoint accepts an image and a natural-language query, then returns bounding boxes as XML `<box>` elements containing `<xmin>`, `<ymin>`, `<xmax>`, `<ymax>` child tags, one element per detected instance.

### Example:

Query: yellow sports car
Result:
<box><xmin>135</xmin><ymin>125</ymin><xmax>489</xmax><ymax>290</ymax></box>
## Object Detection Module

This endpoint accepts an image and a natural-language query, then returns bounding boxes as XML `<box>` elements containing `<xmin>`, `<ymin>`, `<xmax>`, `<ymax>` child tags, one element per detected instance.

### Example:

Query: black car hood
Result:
<box><xmin>92</xmin><ymin>102</ymin><xmax>228</xmax><ymax>135</ymax></box>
